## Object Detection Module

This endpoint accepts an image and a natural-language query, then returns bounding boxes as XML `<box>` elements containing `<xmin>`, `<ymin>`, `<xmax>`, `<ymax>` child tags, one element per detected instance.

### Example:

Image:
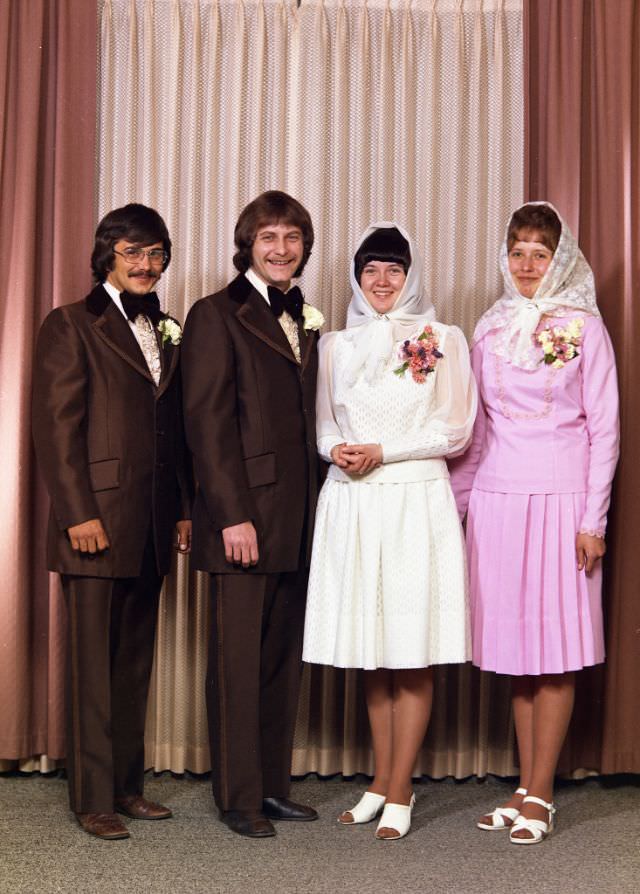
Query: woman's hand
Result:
<box><xmin>330</xmin><ymin>443</ymin><xmax>350</xmax><ymax>468</ymax></box>
<box><xmin>575</xmin><ymin>532</ymin><xmax>606</xmax><ymax>574</ymax></box>
<box><xmin>341</xmin><ymin>443</ymin><xmax>383</xmax><ymax>475</ymax></box>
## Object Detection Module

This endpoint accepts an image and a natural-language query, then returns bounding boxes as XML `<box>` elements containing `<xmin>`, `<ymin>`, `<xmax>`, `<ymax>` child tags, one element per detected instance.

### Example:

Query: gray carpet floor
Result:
<box><xmin>1</xmin><ymin>773</ymin><xmax>638</xmax><ymax>894</ymax></box>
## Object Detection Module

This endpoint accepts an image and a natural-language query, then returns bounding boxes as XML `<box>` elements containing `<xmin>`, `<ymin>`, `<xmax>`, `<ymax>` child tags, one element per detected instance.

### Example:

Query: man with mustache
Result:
<box><xmin>182</xmin><ymin>191</ymin><xmax>322</xmax><ymax>838</ymax></box>
<box><xmin>32</xmin><ymin>204</ymin><xmax>192</xmax><ymax>840</ymax></box>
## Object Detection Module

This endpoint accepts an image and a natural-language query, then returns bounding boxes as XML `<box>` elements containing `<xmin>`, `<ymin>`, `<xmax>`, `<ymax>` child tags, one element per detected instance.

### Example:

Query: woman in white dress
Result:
<box><xmin>302</xmin><ymin>223</ymin><xmax>476</xmax><ymax>839</ymax></box>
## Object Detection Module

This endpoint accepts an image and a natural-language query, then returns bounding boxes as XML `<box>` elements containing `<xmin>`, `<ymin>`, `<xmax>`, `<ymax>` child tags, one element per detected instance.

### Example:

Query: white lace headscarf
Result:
<box><xmin>473</xmin><ymin>201</ymin><xmax>600</xmax><ymax>370</ymax></box>
<box><xmin>343</xmin><ymin>222</ymin><xmax>435</xmax><ymax>386</ymax></box>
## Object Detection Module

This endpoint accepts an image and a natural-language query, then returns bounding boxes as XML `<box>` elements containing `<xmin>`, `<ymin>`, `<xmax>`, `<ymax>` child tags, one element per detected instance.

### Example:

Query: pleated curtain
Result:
<box><xmin>96</xmin><ymin>0</ymin><xmax>524</xmax><ymax>777</ymax></box>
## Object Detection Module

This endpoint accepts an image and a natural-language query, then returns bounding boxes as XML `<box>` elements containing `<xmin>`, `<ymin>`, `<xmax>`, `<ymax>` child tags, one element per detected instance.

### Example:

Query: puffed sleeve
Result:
<box><xmin>578</xmin><ymin>317</ymin><xmax>620</xmax><ymax>536</ymax></box>
<box><xmin>448</xmin><ymin>336</ymin><xmax>487</xmax><ymax>519</ymax></box>
<box><xmin>315</xmin><ymin>331</ymin><xmax>346</xmax><ymax>462</ymax></box>
<box><xmin>381</xmin><ymin>325</ymin><xmax>477</xmax><ymax>463</ymax></box>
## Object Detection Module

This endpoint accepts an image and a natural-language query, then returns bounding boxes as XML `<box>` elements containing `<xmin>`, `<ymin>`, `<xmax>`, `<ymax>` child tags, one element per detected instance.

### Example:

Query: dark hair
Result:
<box><xmin>233</xmin><ymin>190</ymin><xmax>314</xmax><ymax>276</ymax></box>
<box><xmin>507</xmin><ymin>203</ymin><xmax>562</xmax><ymax>253</ymax></box>
<box><xmin>91</xmin><ymin>203</ymin><xmax>172</xmax><ymax>282</ymax></box>
<box><xmin>354</xmin><ymin>227</ymin><xmax>412</xmax><ymax>283</ymax></box>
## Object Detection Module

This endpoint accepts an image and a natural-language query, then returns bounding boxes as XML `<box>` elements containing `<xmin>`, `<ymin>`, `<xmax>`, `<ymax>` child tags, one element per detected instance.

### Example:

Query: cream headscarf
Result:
<box><xmin>473</xmin><ymin>202</ymin><xmax>600</xmax><ymax>370</ymax></box>
<box><xmin>343</xmin><ymin>222</ymin><xmax>436</xmax><ymax>386</ymax></box>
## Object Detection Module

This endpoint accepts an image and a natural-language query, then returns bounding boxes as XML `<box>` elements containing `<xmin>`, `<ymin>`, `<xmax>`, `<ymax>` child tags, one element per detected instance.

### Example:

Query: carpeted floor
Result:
<box><xmin>0</xmin><ymin>773</ymin><xmax>638</xmax><ymax>894</ymax></box>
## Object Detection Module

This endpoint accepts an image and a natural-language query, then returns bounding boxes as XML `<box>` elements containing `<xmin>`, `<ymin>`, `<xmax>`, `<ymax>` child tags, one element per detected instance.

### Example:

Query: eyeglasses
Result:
<box><xmin>114</xmin><ymin>247</ymin><xmax>168</xmax><ymax>265</ymax></box>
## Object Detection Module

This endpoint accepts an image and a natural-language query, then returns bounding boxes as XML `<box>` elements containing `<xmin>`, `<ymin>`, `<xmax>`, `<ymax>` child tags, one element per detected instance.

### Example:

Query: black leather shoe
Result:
<box><xmin>219</xmin><ymin>809</ymin><xmax>276</xmax><ymax>838</ymax></box>
<box><xmin>262</xmin><ymin>797</ymin><xmax>318</xmax><ymax>822</ymax></box>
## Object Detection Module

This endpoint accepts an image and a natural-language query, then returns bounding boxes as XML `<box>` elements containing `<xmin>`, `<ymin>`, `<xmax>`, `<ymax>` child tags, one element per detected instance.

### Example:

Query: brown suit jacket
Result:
<box><xmin>32</xmin><ymin>285</ymin><xmax>192</xmax><ymax>578</ymax></box>
<box><xmin>181</xmin><ymin>274</ymin><xmax>320</xmax><ymax>574</ymax></box>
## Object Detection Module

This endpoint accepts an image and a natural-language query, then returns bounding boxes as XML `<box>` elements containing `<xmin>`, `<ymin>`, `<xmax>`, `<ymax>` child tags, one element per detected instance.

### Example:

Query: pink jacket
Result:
<box><xmin>449</xmin><ymin>314</ymin><xmax>619</xmax><ymax>536</ymax></box>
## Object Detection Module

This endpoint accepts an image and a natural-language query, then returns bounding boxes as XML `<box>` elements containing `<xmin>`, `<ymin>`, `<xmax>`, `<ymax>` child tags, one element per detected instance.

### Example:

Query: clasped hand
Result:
<box><xmin>331</xmin><ymin>442</ymin><xmax>383</xmax><ymax>475</ymax></box>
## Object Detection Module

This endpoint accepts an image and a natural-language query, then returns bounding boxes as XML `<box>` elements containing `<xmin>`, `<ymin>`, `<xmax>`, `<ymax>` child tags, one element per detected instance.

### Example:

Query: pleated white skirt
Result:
<box><xmin>302</xmin><ymin>478</ymin><xmax>471</xmax><ymax>670</ymax></box>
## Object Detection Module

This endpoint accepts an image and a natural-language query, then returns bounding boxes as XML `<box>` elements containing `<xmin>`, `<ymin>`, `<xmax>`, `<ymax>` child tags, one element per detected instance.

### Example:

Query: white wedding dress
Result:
<box><xmin>302</xmin><ymin>321</ymin><xmax>476</xmax><ymax>670</ymax></box>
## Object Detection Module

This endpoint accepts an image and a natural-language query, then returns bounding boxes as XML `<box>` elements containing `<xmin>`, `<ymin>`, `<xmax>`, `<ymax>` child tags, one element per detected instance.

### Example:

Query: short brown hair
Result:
<box><xmin>507</xmin><ymin>203</ymin><xmax>562</xmax><ymax>253</ymax></box>
<box><xmin>233</xmin><ymin>190</ymin><xmax>314</xmax><ymax>276</ymax></box>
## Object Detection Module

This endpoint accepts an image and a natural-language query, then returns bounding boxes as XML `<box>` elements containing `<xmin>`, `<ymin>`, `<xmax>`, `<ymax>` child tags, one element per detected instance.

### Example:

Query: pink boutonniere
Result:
<box><xmin>393</xmin><ymin>325</ymin><xmax>443</xmax><ymax>384</ymax></box>
<box><xmin>537</xmin><ymin>318</ymin><xmax>584</xmax><ymax>368</ymax></box>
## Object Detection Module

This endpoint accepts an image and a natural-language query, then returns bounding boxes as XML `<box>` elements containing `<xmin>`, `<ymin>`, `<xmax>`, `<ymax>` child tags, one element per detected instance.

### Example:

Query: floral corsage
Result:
<box><xmin>537</xmin><ymin>318</ymin><xmax>583</xmax><ymax>368</ymax></box>
<box><xmin>302</xmin><ymin>303</ymin><xmax>325</xmax><ymax>332</ymax></box>
<box><xmin>394</xmin><ymin>325</ymin><xmax>443</xmax><ymax>383</ymax></box>
<box><xmin>157</xmin><ymin>317</ymin><xmax>182</xmax><ymax>346</ymax></box>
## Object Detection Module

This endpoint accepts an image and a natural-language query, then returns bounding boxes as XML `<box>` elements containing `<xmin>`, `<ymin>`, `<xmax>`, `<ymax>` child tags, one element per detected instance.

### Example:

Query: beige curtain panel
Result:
<box><xmin>97</xmin><ymin>0</ymin><xmax>524</xmax><ymax>778</ymax></box>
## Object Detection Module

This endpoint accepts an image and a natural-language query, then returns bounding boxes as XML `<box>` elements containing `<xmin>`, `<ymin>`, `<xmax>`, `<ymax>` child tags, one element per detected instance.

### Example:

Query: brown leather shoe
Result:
<box><xmin>114</xmin><ymin>795</ymin><xmax>172</xmax><ymax>820</ymax></box>
<box><xmin>76</xmin><ymin>812</ymin><xmax>130</xmax><ymax>840</ymax></box>
<box><xmin>262</xmin><ymin>797</ymin><xmax>318</xmax><ymax>821</ymax></box>
<box><xmin>219</xmin><ymin>809</ymin><xmax>276</xmax><ymax>838</ymax></box>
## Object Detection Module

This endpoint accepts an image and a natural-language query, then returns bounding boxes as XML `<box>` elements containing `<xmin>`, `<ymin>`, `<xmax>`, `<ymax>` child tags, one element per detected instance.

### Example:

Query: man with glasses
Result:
<box><xmin>32</xmin><ymin>204</ymin><xmax>192</xmax><ymax>840</ymax></box>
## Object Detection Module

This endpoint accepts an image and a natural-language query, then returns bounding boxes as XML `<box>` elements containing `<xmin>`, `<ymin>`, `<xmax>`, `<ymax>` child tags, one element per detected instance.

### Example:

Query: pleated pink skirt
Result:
<box><xmin>466</xmin><ymin>489</ymin><xmax>605</xmax><ymax>675</ymax></box>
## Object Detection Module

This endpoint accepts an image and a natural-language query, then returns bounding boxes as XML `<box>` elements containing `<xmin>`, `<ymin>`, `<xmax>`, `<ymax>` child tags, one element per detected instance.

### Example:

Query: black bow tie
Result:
<box><xmin>267</xmin><ymin>285</ymin><xmax>303</xmax><ymax>321</ymax></box>
<box><xmin>120</xmin><ymin>290</ymin><xmax>163</xmax><ymax>325</ymax></box>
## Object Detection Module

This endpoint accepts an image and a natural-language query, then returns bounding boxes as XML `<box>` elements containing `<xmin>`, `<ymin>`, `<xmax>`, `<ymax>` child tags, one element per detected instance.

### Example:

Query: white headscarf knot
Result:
<box><xmin>473</xmin><ymin>202</ymin><xmax>599</xmax><ymax>370</ymax></box>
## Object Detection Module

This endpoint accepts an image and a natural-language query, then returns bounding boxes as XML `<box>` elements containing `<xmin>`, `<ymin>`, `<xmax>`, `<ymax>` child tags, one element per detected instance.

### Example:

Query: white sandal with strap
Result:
<box><xmin>375</xmin><ymin>793</ymin><xmax>416</xmax><ymax>840</ymax></box>
<box><xmin>338</xmin><ymin>791</ymin><xmax>386</xmax><ymax>825</ymax></box>
<box><xmin>509</xmin><ymin>795</ymin><xmax>556</xmax><ymax>845</ymax></box>
<box><xmin>477</xmin><ymin>787</ymin><xmax>528</xmax><ymax>831</ymax></box>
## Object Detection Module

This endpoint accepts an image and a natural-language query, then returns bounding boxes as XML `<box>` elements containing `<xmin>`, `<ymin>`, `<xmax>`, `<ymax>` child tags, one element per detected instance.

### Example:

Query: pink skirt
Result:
<box><xmin>466</xmin><ymin>489</ymin><xmax>605</xmax><ymax>675</ymax></box>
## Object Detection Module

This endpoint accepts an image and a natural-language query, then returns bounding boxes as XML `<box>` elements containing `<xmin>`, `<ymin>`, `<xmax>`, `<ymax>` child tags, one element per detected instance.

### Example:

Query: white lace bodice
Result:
<box><xmin>316</xmin><ymin>322</ymin><xmax>477</xmax><ymax>482</ymax></box>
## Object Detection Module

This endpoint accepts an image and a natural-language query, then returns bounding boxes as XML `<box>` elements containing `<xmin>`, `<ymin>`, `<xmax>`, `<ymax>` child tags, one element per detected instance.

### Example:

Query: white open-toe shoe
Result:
<box><xmin>338</xmin><ymin>791</ymin><xmax>386</xmax><ymax>825</ymax></box>
<box><xmin>509</xmin><ymin>795</ymin><xmax>556</xmax><ymax>845</ymax></box>
<box><xmin>477</xmin><ymin>786</ymin><xmax>528</xmax><ymax>831</ymax></box>
<box><xmin>375</xmin><ymin>793</ymin><xmax>416</xmax><ymax>840</ymax></box>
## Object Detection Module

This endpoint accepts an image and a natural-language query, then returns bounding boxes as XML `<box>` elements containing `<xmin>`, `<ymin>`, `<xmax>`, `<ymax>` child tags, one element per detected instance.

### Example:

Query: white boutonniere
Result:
<box><xmin>302</xmin><ymin>303</ymin><xmax>325</xmax><ymax>332</ymax></box>
<box><xmin>157</xmin><ymin>317</ymin><xmax>182</xmax><ymax>346</ymax></box>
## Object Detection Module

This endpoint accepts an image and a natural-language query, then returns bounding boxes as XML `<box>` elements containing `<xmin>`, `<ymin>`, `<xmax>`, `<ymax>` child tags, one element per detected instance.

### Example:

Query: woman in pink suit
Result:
<box><xmin>449</xmin><ymin>202</ymin><xmax>619</xmax><ymax>844</ymax></box>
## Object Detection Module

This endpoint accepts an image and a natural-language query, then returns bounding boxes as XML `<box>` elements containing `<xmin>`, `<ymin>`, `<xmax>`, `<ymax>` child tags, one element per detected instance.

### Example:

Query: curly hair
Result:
<box><xmin>507</xmin><ymin>203</ymin><xmax>562</xmax><ymax>253</ymax></box>
<box><xmin>233</xmin><ymin>191</ymin><xmax>314</xmax><ymax>277</ymax></box>
<box><xmin>91</xmin><ymin>204</ymin><xmax>172</xmax><ymax>282</ymax></box>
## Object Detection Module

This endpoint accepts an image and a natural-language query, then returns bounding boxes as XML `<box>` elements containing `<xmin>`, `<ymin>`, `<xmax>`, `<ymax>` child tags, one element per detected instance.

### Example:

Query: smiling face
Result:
<box><xmin>250</xmin><ymin>222</ymin><xmax>304</xmax><ymax>290</ymax></box>
<box><xmin>106</xmin><ymin>239</ymin><xmax>164</xmax><ymax>295</ymax></box>
<box><xmin>507</xmin><ymin>231</ymin><xmax>554</xmax><ymax>299</ymax></box>
<box><xmin>359</xmin><ymin>260</ymin><xmax>407</xmax><ymax>314</ymax></box>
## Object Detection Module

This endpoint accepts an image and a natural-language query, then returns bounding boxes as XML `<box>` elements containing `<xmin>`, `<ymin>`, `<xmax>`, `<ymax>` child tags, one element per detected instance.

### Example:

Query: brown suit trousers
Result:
<box><xmin>207</xmin><ymin>568</ymin><xmax>308</xmax><ymax>811</ymax></box>
<box><xmin>62</xmin><ymin>531</ymin><xmax>162</xmax><ymax>814</ymax></box>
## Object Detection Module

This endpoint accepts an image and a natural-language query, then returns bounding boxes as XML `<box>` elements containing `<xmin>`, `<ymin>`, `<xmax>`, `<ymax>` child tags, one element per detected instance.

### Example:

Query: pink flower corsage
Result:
<box><xmin>394</xmin><ymin>325</ymin><xmax>443</xmax><ymax>384</ymax></box>
<box><xmin>537</xmin><ymin>318</ymin><xmax>584</xmax><ymax>368</ymax></box>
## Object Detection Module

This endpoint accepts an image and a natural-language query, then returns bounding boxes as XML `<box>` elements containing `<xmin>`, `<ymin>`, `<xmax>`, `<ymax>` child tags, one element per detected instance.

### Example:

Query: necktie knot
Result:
<box><xmin>121</xmin><ymin>291</ymin><xmax>162</xmax><ymax>325</ymax></box>
<box><xmin>267</xmin><ymin>285</ymin><xmax>303</xmax><ymax>321</ymax></box>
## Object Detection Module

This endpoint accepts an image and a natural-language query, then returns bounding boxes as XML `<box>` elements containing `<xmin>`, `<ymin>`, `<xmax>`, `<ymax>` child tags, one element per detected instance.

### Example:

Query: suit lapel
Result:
<box><xmin>88</xmin><ymin>285</ymin><xmax>156</xmax><ymax>384</ymax></box>
<box><xmin>156</xmin><ymin>338</ymin><xmax>180</xmax><ymax>398</ymax></box>
<box><xmin>298</xmin><ymin>319</ymin><xmax>317</xmax><ymax>372</ymax></box>
<box><xmin>232</xmin><ymin>276</ymin><xmax>299</xmax><ymax>365</ymax></box>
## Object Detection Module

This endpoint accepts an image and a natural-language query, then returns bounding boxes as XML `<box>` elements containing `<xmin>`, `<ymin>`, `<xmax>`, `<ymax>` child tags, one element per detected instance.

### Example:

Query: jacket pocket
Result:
<box><xmin>89</xmin><ymin>458</ymin><xmax>120</xmax><ymax>492</ymax></box>
<box><xmin>244</xmin><ymin>452</ymin><xmax>276</xmax><ymax>488</ymax></box>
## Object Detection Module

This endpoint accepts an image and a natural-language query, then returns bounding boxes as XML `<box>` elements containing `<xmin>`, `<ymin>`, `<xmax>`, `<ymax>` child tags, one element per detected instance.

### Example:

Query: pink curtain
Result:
<box><xmin>0</xmin><ymin>0</ymin><xmax>97</xmax><ymax>759</ymax></box>
<box><xmin>526</xmin><ymin>0</ymin><xmax>640</xmax><ymax>773</ymax></box>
